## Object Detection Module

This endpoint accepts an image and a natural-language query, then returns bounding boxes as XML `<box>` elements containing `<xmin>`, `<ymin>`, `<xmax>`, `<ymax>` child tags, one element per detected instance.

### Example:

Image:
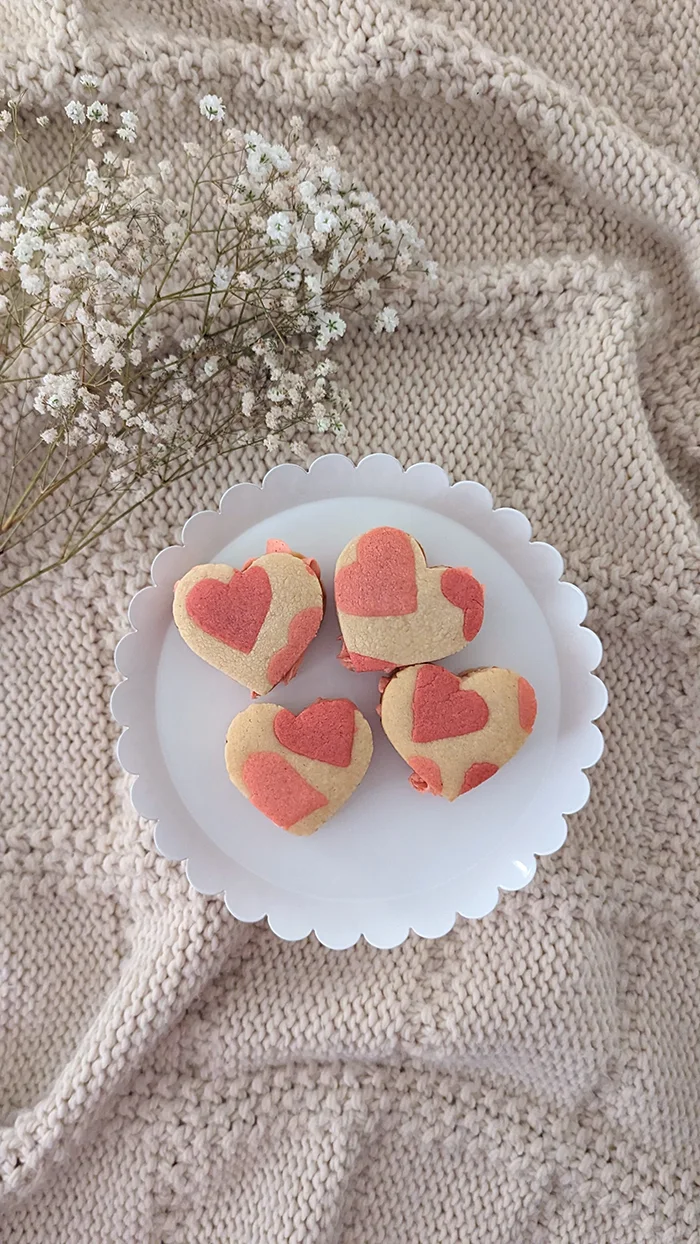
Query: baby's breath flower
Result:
<box><xmin>34</xmin><ymin>373</ymin><xmax>79</xmax><ymax>413</ymax></box>
<box><xmin>315</xmin><ymin>311</ymin><xmax>346</xmax><ymax>350</ymax></box>
<box><xmin>313</xmin><ymin>208</ymin><xmax>338</xmax><ymax>235</ymax></box>
<box><xmin>49</xmin><ymin>284</ymin><xmax>71</xmax><ymax>306</ymax></box>
<box><xmin>65</xmin><ymin>100</ymin><xmax>86</xmax><ymax>125</ymax></box>
<box><xmin>0</xmin><ymin>110</ymin><xmax>11</xmax><ymax>133</ymax></box>
<box><xmin>295</xmin><ymin>230</ymin><xmax>312</xmax><ymax>258</ymax></box>
<box><xmin>268</xmin><ymin>144</ymin><xmax>292</xmax><ymax>172</ymax></box>
<box><xmin>199</xmin><ymin>94</ymin><xmax>226</xmax><ymax>122</ymax></box>
<box><xmin>245</xmin><ymin>133</ymin><xmax>272</xmax><ymax>181</ymax></box>
<box><xmin>91</xmin><ymin>340</ymin><xmax>114</xmax><ymax>365</ymax></box>
<box><xmin>213</xmin><ymin>264</ymin><xmax>231</xmax><ymax>290</ymax></box>
<box><xmin>13</xmin><ymin>186</ymin><xmax>27</xmax><ymax>199</ymax></box>
<box><xmin>182</xmin><ymin>141</ymin><xmax>202</xmax><ymax>158</ymax></box>
<box><xmin>117</xmin><ymin>111</ymin><xmax>138</xmax><ymax>142</ymax></box>
<box><xmin>320</xmin><ymin>166</ymin><xmax>342</xmax><ymax>192</ymax></box>
<box><xmin>158</xmin><ymin>159</ymin><xmax>173</xmax><ymax>181</ymax></box>
<box><xmin>86</xmin><ymin>101</ymin><xmax>108</xmax><ymax>123</ymax></box>
<box><xmin>13</xmin><ymin>233</ymin><xmax>42</xmax><ymax>263</ymax></box>
<box><xmin>105</xmin><ymin>221</ymin><xmax>128</xmax><ymax>246</ymax></box>
<box><xmin>297</xmin><ymin>180</ymin><xmax>316</xmax><ymax>204</ymax></box>
<box><xmin>279</xmin><ymin>265</ymin><xmax>301</xmax><ymax>290</ymax></box>
<box><xmin>79</xmin><ymin>73</ymin><xmax>99</xmax><ymax>88</ymax></box>
<box><xmin>84</xmin><ymin>163</ymin><xmax>106</xmax><ymax>191</ymax></box>
<box><xmin>163</xmin><ymin>221</ymin><xmax>186</xmax><ymax>247</ymax></box>
<box><xmin>19</xmin><ymin>267</ymin><xmax>43</xmax><ymax>295</ymax></box>
<box><xmin>203</xmin><ymin>357</ymin><xmax>218</xmax><ymax>376</ymax></box>
<box><xmin>266</xmin><ymin>212</ymin><xmax>292</xmax><ymax>244</ymax></box>
<box><xmin>374</xmin><ymin>306</ymin><xmax>399</xmax><ymax>334</ymax></box>
<box><xmin>241</xmin><ymin>391</ymin><xmax>255</xmax><ymax>417</ymax></box>
<box><xmin>36</xmin><ymin>115</ymin><xmax>50</xmax><ymax>128</ymax></box>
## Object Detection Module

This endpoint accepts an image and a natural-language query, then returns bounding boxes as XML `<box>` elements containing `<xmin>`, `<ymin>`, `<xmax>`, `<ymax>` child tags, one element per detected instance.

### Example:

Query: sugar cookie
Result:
<box><xmin>379</xmin><ymin>663</ymin><xmax>536</xmax><ymax>801</ymax></box>
<box><xmin>225</xmin><ymin>698</ymin><xmax>373</xmax><ymax>834</ymax></box>
<box><xmin>334</xmin><ymin>527</ymin><xmax>484</xmax><ymax>673</ymax></box>
<box><xmin>173</xmin><ymin>539</ymin><xmax>323</xmax><ymax>695</ymax></box>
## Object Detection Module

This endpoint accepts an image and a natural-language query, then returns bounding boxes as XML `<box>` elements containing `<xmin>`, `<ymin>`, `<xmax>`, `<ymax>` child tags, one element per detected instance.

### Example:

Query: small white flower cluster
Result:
<box><xmin>199</xmin><ymin>95</ymin><xmax>226</xmax><ymax>122</ymax></box>
<box><xmin>0</xmin><ymin>92</ymin><xmax>436</xmax><ymax>593</ymax></box>
<box><xmin>228</xmin><ymin>127</ymin><xmax>436</xmax><ymax>356</ymax></box>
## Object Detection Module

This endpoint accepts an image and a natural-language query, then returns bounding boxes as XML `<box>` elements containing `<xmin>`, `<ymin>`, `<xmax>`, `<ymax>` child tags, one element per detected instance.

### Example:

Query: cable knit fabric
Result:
<box><xmin>1</xmin><ymin>1</ymin><xmax>700</xmax><ymax>1240</ymax></box>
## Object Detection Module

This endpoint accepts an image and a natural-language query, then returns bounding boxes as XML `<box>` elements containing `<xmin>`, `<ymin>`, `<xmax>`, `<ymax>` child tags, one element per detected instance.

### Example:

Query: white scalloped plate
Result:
<box><xmin>112</xmin><ymin>454</ymin><xmax>607</xmax><ymax>949</ymax></box>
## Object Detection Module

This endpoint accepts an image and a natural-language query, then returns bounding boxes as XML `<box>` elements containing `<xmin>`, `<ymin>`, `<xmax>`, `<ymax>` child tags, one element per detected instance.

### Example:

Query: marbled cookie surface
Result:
<box><xmin>379</xmin><ymin>663</ymin><xmax>537</xmax><ymax>801</ymax></box>
<box><xmin>225</xmin><ymin>698</ymin><xmax>373</xmax><ymax>834</ymax></box>
<box><xmin>173</xmin><ymin>539</ymin><xmax>324</xmax><ymax>695</ymax></box>
<box><xmin>335</xmin><ymin>527</ymin><xmax>484</xmax><ymax>673</ymax></box>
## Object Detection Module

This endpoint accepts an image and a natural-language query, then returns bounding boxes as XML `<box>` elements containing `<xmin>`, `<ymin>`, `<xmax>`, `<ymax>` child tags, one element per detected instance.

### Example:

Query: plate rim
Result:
<box><xmin>112</xmin><ymin>453</ymin><xmax>607</xmax><ymax>949</ymax></box>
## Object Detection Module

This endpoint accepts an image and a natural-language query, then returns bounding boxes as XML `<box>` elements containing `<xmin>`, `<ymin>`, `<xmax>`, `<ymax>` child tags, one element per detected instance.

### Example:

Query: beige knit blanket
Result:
<box><xmin>2</xmin><ymin>1</ymin><xmax>700</xmax><ymax>1239</ymax></box>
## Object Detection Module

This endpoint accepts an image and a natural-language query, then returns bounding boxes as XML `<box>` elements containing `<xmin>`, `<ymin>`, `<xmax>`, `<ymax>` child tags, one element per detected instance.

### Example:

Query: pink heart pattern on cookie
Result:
<box><xmin>273</xmin><ymin>698</ymin><xmax>357</xmax><ymax>767</ymax></box>
<box><xmin>411</xmin><ymin>664</ymin><xmax>489</xmax><ymax>742</ymax></box>
<box><xmin>335</xmin><ymin>527</ymin><xmax>484</xmax><ymax>673</ymax></box>
<box><xmin>185</xmin><ymin>564</ymin><xmax>272</xmax><ymax>653</ymax></box>
<box><xmin>379</xmin><ymin>664</ymin><xmax>536</xmax><ymax>802</ymax></box>
<box><xmin>335</xmin><ymin>526</ymin><xmax>418</xmax><ymax>617</ymax></box>
<box><xmin>173</xmin><ymin>539</ymin><xmax>324</xmax><ymax>695</ymax></box>
<box><xmin>440</xmin><ymin>567</ymin><xmax>485</xmax><ymax>642</ymax></box>
<box><xmin>226</xmin><ymin>698</ymin><xmax>373</xmax><ymax>834</ymax></box>
<box><xmin>242</xmin><ymin>752</ymin><xmax>328</xmax><ymax>829</ymax></box>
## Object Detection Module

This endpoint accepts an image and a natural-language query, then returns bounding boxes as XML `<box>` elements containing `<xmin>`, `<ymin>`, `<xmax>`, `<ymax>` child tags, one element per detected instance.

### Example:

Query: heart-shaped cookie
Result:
<box><xmin>379</xmin><ymin>663</ymin><xmax>537</xmax><ymax>801</ymax></box>
<box><xmin>173</xmin><ymin>540</ymin><xmax>324</xmax><ymax>695</ymax></box>
<box><xmin>225</xmin><ymin>698</ymin><xmax>373</xmax><ymax>834</ymax></box>
<box><xmin>335</xmin><ymin>527</ymin><xmax>484</xmax><ymax>673</ymax></box>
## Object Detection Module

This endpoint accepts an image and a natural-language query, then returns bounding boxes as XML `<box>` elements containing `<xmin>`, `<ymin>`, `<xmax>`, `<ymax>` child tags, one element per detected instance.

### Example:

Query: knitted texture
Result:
<box><xmin>1</xmin><ymin>1</ymin><xmax>700</xmax><ymax>1240</ymax></box>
